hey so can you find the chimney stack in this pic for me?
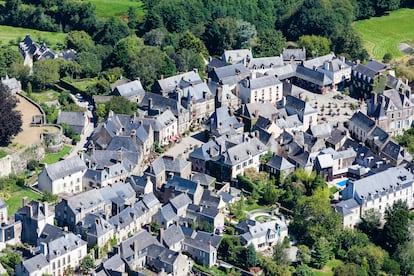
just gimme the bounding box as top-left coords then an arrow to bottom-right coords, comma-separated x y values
22,196 -> 28,207
134,239 -> 139,261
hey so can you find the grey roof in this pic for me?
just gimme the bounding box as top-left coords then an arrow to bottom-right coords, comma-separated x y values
140,92 -> 188,118
285,95 -> 317,116
57,111 -> 86,128
349,166 -> 413,200
381,140 -> 404,162
310,124 -> 332,138
149,156 -> 190,176
21,254 -> 49,273
39,224 -> 65,244
327,128 -> 347,146
282,48 -> 306,61
183,231 -> 222,252
386,74 -> 411,92
80,213 -> 114,237
119,230 -> 160,260
208,58 -> 227,69
248,56 -> 284,69
295,65 -> 333,87
207,106 -> 244,136
159,203 -> 178,222
142,193 -> 160,209
200,190 -> 221,209
191,173 -> 216,187
335,198 -> 360,216
303,53 -> 335,69
44,156 -> 87,181
349,111 -> 376,133
0,198 -> 6,209
48,232 -> 87,260
182,82 -> 213,103
145,244 -> 181,266
353,64 -> 377,79
223,137 -> 268,166
239,102 -> 279,119
169,192 -> 192,210
222,49 -> 252,64
212,64 -> 250,81
103,254 -> 124,271
157,70 -> 202,93
365,60 -> 387,72
267,155 -> 295,171
162,224 -> 184,247
114,80 -> 145,98
239,219 -> 287,242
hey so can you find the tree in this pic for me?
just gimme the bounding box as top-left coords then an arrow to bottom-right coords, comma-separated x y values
65,30 -> 94,52
262,178 -> 281,205
80,255 -> 94,273
358,208 -> 381,240
254,29 -> 286,57
382,199 -> 410,253
295,264 -> 315,276
95,17 -> 130,45
42,190 -> 58,203
296,245 -> 312,265
8,62 -> 30,86
32,59 -> 60,89
105,96 -> 136,116
273,242 -> 290,265
347,244 -> 385,276
95,103 -> 106,120
26,82 -> 32,97
111,36 -> 143,69
383,52 -> 392,63
311,238 -> 330,269
77,52 -> 101,78
395,240 -> 414,275
242,244 -> 257,268
0,84 -> 22,144
0,248 -> 22,275
298,35 -> 331,58
127,6 -> 139,29
178,31 -> 208,58
333,263 -> 366,276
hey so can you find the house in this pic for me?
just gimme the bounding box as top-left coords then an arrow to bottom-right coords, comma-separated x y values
1,75 -> 21,93
177,82 -> 215,124
113,79 -> 145,102
155,203 -> 179,229
0,198 -> 7,225
109,193 -> 160,242
282,48 -> 306,64
165,176 -> 203,205
38,155 -> 87,195
337,166 -> 414,228
17,229 -> 88,276
57,111 -> 89,135
265,155 -> 295,179
236,218 -> 288,251
117,230 -> 190,275
142,109 -> 178,146
154,69 -> 202,96
237,75 -> 283,105
314,147 -> 356,181
236,102 -> 279,131
55,183 -> 135,231
159,223 -> 185,251
182,229 -> 222,267
280,95 -> 318,131
208,64 -> 250,89
215,85 -> 240,109
367,89 -> 414,136
351,60 -> 390,98
0,198 -> 21,250
140,92 -> 190,133
348,111 -> 376,143
126,175 -> 154,195
205,106 -> 244,137
207,57 -> 227,73
15,198 -> 54,246
221,49 -> 252,65
170,193 -> 192,217
191,173 -> 216,189
186,204 -> 225,233
247,56 -> 284,75
76,213 -> 114,249
189,134 -> 268,181
145,155 -> 192,189
316,57 -> 352,88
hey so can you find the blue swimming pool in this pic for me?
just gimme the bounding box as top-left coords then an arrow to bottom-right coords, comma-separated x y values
336,179 -> 348,187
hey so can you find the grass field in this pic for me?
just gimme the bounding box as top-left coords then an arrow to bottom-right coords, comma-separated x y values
312,259 -> 343,276
30,90 -> 61,103
5,188 -> 42,216
354,8 -> 414,60
42,145 -> 72,164
0,25 -> 66,49
86,0 -> 145,18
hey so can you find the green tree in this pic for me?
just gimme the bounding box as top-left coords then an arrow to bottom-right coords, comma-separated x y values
395,240 -> 414,275
231,195 -> 247,221
273,242 -> 290,265
94,17 -> 130,45
77,52 -> 101,78
26,81 -> 32,97
382,199 -> 410,253
382,52 -> 392,63
178,30 -> 208,58
95,103 -> 106,119
262,178 -> 281,205
105,96 -> 136,115
32,59 -> 60,89
127,6 -> 139,30
358,208 -> 381,240
333,263 -> 366,276
243,244 -> 257,268
298,35 -> 331,58
80,255 -> 95,273
254,29 -> 286,57
311,238 -> 330,269
42,190 -> 58,203
295,264 -> 315,276
111,36 -> 143,69
65,30 -> 94,52
296,245 -> 312,265
348,244 -> 385,276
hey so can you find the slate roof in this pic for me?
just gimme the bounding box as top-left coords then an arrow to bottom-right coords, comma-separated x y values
365,60 -> 387,72
191,172 -> 216,187
349,111 -> 376,133
239,219 -> 287,243
158,203 -> 178,223
21,254 -> 49,273
316,154 -> 334,169
381,140 -> 406,162
302,53 -> 335,70
149,156 -> 190,176
39,224 -> 65,244
267,155 -> 295,171
57,111 -> 86,134
140,92 -> 188,118
182,82 -> 213,102
208,58 -> 227,69
285,95 -> 317,116
222,49 -> 252,64
80,213 -> 114,237
335,198 -> 360,216
353,64 -> 377,79
199,190 -> 221,209
206,106 -> 243,136
142,193 -> 160,209
183,231 -> 222,252
223,137 -> 268,166
238,102 -> 279,119
103,254 -> 124,271
212,64 -> 250,81
327,128 -> 347,146
295,65 -> 333,87
47,232 -> 87,260
44,156 -> 87,181
248,56 -> 284,69
157,71 -> 202,93
169,192 -> 192,210
282,48 -> 306,61
114,80 -> 145,98
119,230 -> 160,261
162,224 -> 184,248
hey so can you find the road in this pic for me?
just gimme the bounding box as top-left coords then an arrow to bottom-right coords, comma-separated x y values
67,94 -> 95,158
162,130 -> 206,159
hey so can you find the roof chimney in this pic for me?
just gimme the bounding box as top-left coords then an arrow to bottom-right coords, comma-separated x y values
134,239 -> 139,260
22,196 -> 28,207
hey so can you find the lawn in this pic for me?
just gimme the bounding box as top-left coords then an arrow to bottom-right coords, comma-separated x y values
312,259 -> 343,276
30,90 -> 61,103
86,0 -> 145,18
353,8 -> 414,60
42,145 -> 72,164
5,188 -> 42,216
0,149 -> 7,159
0,25 -> 66,49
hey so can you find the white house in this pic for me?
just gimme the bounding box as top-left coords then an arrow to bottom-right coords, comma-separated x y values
336,166 -> 414,228
38,156 -> 87,195
238,75 -> 283,104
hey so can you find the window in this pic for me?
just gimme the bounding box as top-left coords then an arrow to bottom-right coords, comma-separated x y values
236,165 -> 241,170
249,159 -> 253,164
243,162 -> 247,167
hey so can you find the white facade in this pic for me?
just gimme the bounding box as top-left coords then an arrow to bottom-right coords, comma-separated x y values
48,246 -> 88,276
39,169 -> 85,195
238,76 -> 283,105
231,152 -> 264,179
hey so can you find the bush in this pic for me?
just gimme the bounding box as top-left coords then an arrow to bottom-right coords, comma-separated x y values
27,160 -> 40,171
383,52 -> 392,63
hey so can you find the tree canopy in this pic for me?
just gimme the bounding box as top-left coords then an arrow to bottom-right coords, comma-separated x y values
0,83 -> 22,144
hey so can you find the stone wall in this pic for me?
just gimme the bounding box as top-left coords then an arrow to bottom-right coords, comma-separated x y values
0,145 -> 45,176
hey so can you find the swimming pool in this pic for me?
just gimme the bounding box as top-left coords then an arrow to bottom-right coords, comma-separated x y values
336,178 -> 348,187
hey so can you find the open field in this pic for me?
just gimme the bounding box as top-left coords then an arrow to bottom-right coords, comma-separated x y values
86,0 -> 145,18
312,259 -> 343,276
30,90 -> 61,103
12,94 -> 60,147
0,25 -> 66,49
354,8 -> 414,60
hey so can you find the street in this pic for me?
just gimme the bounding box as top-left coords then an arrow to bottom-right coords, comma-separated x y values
162,130 -> 207,160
